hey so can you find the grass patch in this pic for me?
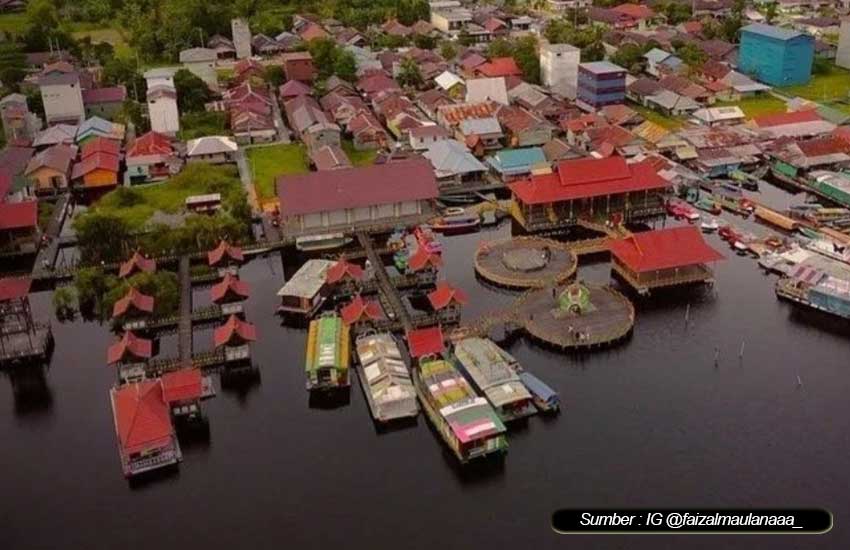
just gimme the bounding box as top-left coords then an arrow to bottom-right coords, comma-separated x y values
630,104 -> 683,130
71,26 -> 135,58
179,111 -> 228,141
246,144 -> 309,199
342,140 -> 377,167
85,164 -> 243,231
0,12 -> 26,36
782,66 -> 850,103
716,95 -> 787,118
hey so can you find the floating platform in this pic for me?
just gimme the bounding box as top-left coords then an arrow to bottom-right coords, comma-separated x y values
521,283 -> 634,350
0,325 -> 54,366
474,237 -> 577,289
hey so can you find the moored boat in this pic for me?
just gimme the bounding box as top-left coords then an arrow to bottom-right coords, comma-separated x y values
453,337 -> 536,422
414,226 -> 442,254
517,371 -> 560,413
305,315 -> 350,391
695,196 -> 722,215
700,217 -> 720,232
429,213 -> 481,234
413,357 -> 508,463
295,233 -> 353,252
776,265 -> 850,320
355,333 -> 418,423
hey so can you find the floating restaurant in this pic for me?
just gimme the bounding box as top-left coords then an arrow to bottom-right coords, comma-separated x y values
354,333 -> 418,423
508,156 -> 669,232
305,314 -> 350,391
453,337 -> 536,422
609,226 -> 725,294
277,259 -> 334,317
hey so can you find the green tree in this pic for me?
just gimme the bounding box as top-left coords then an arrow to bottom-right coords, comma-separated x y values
611,43 -> 645,74
52,286 -> 78,320
102,55 -> 146,100
413,33 -> 437,50
0,43 -> 26,92
676,42 -> 708,69
397,57 -> 423,88
74,211 -> 134,263
333,49 -> 357,82
174,69 -> 213,113
397,0 -> 429,26
440,41 -> 457,61
23,0 -> 75,52
265,65 -> 286,88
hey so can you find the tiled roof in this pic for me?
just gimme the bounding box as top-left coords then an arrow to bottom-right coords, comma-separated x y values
208,240 -> 244,266
610,226 -> 724,272
107,331 -> 153,364
82,86 -> 126,105
427,281 -> 469,310
340,295 -> 384,325
112,287 -> 155,318
110,380 -> 173,455
405,326 -> 445,358
475,57 -> 522,78
0,277 -> 32,302
210,273 -> 251,303
161,368 -> 204,403
119,252 -> 156,278
214,315 -> 258,347
0,201 -> 37,230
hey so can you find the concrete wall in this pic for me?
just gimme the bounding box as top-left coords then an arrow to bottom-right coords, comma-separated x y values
540,42 -> 580,99
739,30 -> 814,86
41,83 -> 84,125
837,19 -> 850,70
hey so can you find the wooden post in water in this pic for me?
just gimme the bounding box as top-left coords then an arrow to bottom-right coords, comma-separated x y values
684,303 -> 690,327
714,346 -> 719,366
739,340 -> 745,359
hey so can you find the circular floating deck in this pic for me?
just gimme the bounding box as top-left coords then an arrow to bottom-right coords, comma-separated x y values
519,283 -> 634,350
474,237 -> 578,289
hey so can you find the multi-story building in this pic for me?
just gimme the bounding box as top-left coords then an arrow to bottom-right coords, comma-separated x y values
39,71 -> 85,125
576,61 -> 626,110
231,18 -> 252,60
738,23 -> 814,86
540,41 -> 580,99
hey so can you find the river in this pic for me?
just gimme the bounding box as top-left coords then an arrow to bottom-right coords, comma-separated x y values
3,183 -> 850,550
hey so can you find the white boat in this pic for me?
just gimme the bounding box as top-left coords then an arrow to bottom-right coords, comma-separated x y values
700,218 -> 719,232
354,333 -> 419,423
295,233 -> 353,252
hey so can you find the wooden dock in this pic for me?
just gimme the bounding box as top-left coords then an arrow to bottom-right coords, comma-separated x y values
356,231 -> 414,331
474,237 -> 577,289
178,256 -> 192,368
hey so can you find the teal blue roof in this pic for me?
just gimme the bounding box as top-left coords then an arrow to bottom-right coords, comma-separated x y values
742,23 -> 809,42
488,147 -> 545,170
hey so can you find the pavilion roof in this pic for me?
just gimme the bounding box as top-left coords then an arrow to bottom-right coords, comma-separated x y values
119,251 -> 156,278
161,368 -> 203,403
107,331 -> 153,364
213,315 -> 257,347
406,325 -> 445,359
112,287 -> 155,318
609,226 -> 724,272
210,273 -> 251,303
427,281 -> 469,310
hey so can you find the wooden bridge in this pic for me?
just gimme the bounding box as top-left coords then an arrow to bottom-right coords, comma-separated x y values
355,231 -> 416,332
178,256 -> 192,368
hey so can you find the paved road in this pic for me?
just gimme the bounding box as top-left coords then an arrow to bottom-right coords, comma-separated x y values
271,99 -> 291,144
234,149 -> 261,216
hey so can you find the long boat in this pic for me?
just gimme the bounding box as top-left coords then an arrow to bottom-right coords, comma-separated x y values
518,371 -> 560,413
776,267 -> 850,320
305,315 -> 350,391
413,357 -> 508,463
453,337 -> 536,422
354,333 -> 418,423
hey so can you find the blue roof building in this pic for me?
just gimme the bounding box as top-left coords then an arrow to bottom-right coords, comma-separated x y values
485,147 -> 547,182
738,24 -> 814,87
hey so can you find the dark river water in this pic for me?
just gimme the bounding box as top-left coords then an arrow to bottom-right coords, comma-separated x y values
3,182 -> 850,550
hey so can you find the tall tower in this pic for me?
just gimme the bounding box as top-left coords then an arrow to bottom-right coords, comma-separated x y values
540,40 -> 581,100
232,18 -> 252,60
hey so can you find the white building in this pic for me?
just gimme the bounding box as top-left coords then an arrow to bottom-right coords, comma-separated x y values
143,67 -> 178,90
837,18 -> 850,70
430,8 -> 472,35
39,72 -> 85,126
540,41 -> 580,100
179,48 -> 219,92
147,85 -> 180,136
232,18 -> 252,60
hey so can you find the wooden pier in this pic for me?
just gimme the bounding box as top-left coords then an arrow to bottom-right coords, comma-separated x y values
474,237 -> 577,289
356,232 -> 415,331
178,256 -> 192,367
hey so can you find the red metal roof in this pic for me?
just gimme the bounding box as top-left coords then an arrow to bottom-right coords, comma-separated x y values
82,86 -> 126,104
752,109 -> 822,128
609,226 -> 725,272
476,57 -> 522,78
210,273 -> 251,304
0,277 -> 32,302
510,157 -> 669,205
277,159 -> 438,217
279,79 -> 312,98
406,326 -> 445,359
71,151 -> 120,180
0,201 -> 37,230
340,295 -> 384,325
112,287 -> 155,318
427,281 -> 469,310
111,380 -> 174,456
214,315 -> 257,347
81,137 -> 121,159
207,240 -> 244,266
611,3 -> 654,19
127,132 -> 173,157
325,260 -> 364,284
161,368 -> 203,403
797,136 -> 849,157
107,331 -> 153,364
408,247 -> 443,272
119,251 -> 156,278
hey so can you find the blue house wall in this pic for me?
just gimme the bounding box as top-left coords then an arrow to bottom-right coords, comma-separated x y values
738,25 -> 814,87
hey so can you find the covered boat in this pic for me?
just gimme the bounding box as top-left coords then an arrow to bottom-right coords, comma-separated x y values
413,357 -> 508,463
518,371 -> 559,413
355,333 -> 419,423
453,337 -> 536,422
305,315 -> 350,391
277,259 -> 334,317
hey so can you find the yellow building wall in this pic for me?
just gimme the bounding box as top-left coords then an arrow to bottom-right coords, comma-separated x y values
29,167 -> 66,190
84,169 -> 118,188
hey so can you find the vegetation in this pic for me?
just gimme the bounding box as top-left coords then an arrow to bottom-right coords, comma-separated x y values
246,144 -> 309,199
73,164 -> 251,263
487,36 -> 541,84
544,19 -> 604,63
308,37 -> 357,82
52,286 -> 78,320
630,104 -> 683,130
715,96 -> 785,118
179,111 -> 228,141
342,140 -> 377,167
782,66 -> 850,103
397,57 -> 423,89
73,266 -> 179,322
174,69 -> 214,113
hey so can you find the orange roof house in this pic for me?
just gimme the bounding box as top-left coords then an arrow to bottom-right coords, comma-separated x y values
161,368 -> 204,404
427,281 -> 469,310
475,57 -> 523,78
325,259 -> 364,284
408,248 -> 443,272
112,287 -> 155,319
110,380 -> 179,476
207,240 -> 244,267
214,315 -> 257,347
119,251 -> 156,278
210,273 -> 251,304
340,295 -> 384,325
107,331 -> 154,364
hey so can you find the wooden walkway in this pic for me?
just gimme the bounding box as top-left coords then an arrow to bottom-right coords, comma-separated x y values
178,256 -> 192,368
356,231 -> 414,331
474,237 -> 577,289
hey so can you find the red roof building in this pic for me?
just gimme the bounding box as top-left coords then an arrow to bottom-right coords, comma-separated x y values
609,226 -> 724,293
406,325 -> 445,359
81,137 -> 121,159
509,157 -> 670,231
214,315 -> 257,348
110,380 -> 178,476
161,368 -> 203,404
611,4 -> 655,20
127,132 -> 173,157
112,287 -> 155,319
280,51 -> 316,83
0,201 -> 38,231
207,240 -> 244,267
408,247 -> 443,272
340,295 -> 384,325
119,251 -> 156,278
752,109 -> 822,128
325,259 -> 364,284
210,273 -> 251,304
279,79 -> 312,100
427,281 -> 469,311
107,331 -> 154,364
475,57 -> 523,78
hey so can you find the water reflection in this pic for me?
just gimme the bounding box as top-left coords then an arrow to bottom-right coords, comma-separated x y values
308,387 -> 351,410
219,364 -> 262,405
2,363 -> 54,417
